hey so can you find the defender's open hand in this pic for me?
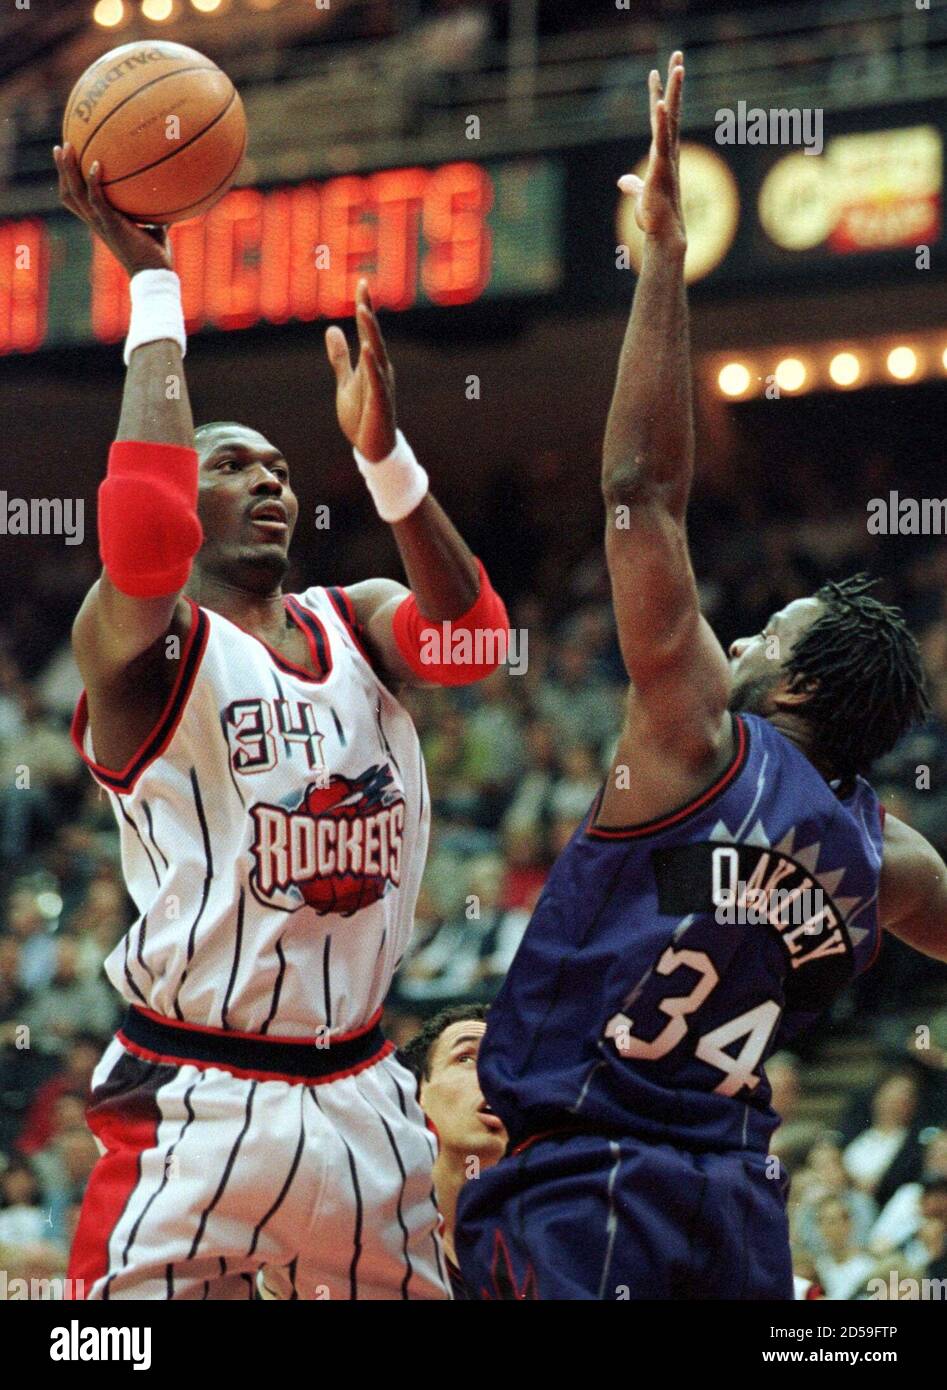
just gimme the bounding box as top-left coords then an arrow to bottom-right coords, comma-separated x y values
619,51 -> 686,251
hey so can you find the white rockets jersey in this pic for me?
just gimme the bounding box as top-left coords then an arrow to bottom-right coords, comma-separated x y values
71,586 -> 430,1039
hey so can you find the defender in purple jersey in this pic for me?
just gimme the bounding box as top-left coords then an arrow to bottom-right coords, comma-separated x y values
455,52 -> 947,1301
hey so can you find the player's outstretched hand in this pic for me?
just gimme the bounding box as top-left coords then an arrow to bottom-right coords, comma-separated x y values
619,50 -> 686,251
325,279 -> 397,463
53,142 -> 173,277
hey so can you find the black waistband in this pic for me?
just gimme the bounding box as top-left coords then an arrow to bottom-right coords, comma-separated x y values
119,1006 -> 390,1083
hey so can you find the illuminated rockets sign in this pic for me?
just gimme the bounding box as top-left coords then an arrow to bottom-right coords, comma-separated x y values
3,123 -> 942,355
0,158 -> 562,355
0,220 -> 48,354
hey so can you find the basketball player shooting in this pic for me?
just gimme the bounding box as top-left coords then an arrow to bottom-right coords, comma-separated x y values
52,143 -> 508,1300
454,53 -> 947,1300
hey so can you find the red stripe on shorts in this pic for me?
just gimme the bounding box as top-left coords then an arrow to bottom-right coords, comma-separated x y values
66,1102 -> 161,1297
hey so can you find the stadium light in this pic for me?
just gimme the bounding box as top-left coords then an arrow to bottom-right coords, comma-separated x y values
191,0 -> 223,10
887,346 -> 918,381
774,357 -> 807,393
941,345 -> 947,373
718,362 -> 752,398
828,352 -> 861,388
93,0 -> 125,25
141,0 -> 174,20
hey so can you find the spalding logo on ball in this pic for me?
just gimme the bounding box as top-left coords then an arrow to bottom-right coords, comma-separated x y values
63,40 -> 246,223
249,766 -> 407,916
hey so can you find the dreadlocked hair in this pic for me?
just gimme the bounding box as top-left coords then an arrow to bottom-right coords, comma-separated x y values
784,574 -> 930,781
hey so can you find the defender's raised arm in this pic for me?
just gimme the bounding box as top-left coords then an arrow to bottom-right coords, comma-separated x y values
601,54 -> 730,760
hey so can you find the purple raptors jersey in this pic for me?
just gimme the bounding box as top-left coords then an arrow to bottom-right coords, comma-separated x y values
478,714 -> 884,1155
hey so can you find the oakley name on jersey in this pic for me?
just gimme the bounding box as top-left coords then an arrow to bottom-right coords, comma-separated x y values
477,714 -> 883,1154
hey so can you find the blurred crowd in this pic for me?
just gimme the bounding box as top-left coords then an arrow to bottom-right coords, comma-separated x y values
2,411 -> 947,1295
772,1058 -> 947,1299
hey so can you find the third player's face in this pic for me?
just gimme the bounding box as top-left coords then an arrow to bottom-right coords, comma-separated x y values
197,426 -> 299,581
420,1021 -> 507,1164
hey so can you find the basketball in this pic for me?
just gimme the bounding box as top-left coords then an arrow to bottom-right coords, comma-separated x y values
62,41 -> 246,224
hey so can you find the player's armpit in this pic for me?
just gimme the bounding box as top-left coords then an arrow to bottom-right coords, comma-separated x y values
603,493 -> 731,759
879,813 -> 947,962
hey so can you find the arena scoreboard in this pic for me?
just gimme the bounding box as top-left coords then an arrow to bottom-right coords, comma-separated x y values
1,102 -> 944,357
0,156 -> 565,355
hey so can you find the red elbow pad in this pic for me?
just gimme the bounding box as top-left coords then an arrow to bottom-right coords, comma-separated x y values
99,440 -> 203,598
392,559 -> 510,686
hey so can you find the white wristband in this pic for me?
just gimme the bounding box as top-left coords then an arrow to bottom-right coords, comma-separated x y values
354,430 -> 429,523
123,268 -> 187,366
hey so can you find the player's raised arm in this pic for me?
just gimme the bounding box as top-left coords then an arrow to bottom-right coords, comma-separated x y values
325,280 -> 508,688
56,144 -> 201,686
602,53 -> 730,759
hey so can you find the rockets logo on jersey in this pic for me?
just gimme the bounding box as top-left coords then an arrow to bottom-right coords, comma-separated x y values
250,764 -> 405,915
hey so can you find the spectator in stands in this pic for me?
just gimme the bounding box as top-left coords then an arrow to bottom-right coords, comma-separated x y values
768,1052 -> 801,1121
905,1180 -> 947,1274
907,1003 -> 947,1125
0,937 -> 28,1027
499,825 -> 547,912
21,938 -> 117,1049
794,1137 -> 877,1256
4,883 -> 57,995
870,1129 -> 947,1255
423,704 -> 484,823
34,638 -> 83,723
30,1101 -> 98,1246
15,1032 -> 100,1157
395,854 -> 528,1010
42,822 -> 107,923
829,21 -> 897,99
843,1071 -> 923,1208
856,1181 -> 947,1298
463,669 -> 527,826
813,1195 -> 876,1300
416,1 -> 491,73
535,641 -> 620,755
0,689 -> 77,860
500,718 -> 559,853
549,743 -> 602,823
0,650 -> 24,742
69,873 -> 128,980
0,1154 -> 47,1250
922,1187 -> 947,1286
0,994 -> 62,1152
